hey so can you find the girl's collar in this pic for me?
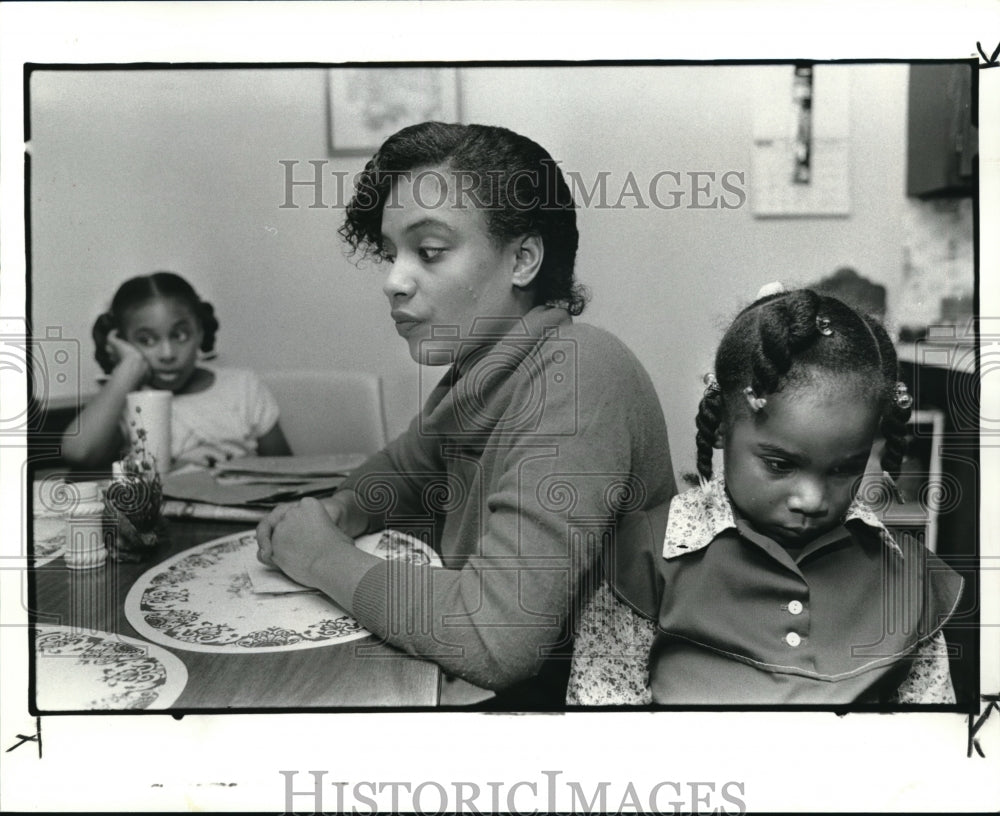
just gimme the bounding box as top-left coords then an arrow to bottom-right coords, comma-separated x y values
663,474 -> 902,560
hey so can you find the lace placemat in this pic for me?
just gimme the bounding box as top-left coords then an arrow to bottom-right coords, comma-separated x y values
34,625 -> 189,711
33,519 -> 66,566
124,529 -> 440,654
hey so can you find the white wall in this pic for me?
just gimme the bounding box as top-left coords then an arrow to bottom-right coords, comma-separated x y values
30,64 -> 911,478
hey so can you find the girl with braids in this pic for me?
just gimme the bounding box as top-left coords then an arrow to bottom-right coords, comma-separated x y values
568,283 -> 963,705
62,272 -> 290,470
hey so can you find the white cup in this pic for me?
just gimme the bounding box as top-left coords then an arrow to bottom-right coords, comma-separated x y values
124,390 -> 172,473
64,516 -> 108,569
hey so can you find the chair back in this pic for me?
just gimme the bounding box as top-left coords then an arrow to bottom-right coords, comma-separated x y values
260,369 -> 388,456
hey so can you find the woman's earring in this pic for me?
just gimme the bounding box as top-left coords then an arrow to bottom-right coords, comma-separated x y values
816,316 -> 833,336
743,386 -> 767,412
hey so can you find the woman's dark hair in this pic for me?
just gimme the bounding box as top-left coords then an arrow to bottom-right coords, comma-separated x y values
695,288 -> 911,484
339,121 -> 587,316
92,272 -> 219,374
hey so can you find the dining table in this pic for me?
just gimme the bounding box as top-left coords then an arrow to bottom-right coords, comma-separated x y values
30,513 -> 444,712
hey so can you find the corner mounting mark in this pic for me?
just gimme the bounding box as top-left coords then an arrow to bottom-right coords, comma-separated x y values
5,718 -> 42,759
967,694 -> 1000,758
976,41 -> 1000,66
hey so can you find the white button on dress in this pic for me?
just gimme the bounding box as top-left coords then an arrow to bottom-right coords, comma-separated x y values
788,600 -> 804,615
785,632 -> 801,647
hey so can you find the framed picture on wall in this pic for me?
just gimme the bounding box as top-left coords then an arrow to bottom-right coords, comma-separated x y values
327,67 -> 461,155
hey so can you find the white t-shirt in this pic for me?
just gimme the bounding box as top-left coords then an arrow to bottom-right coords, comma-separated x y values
168,367 -> 280,467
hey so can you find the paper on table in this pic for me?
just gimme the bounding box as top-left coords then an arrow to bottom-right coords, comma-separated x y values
214,453 -> 369,478
161,469 -> 344,506
214,474 -> 333,486
244,553 -> 316,594
162,500 -> 270,522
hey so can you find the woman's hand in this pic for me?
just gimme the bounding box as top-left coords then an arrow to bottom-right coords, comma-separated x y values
319,489 -> 368,538
256,491 -> 360,560
106,329 -> 150,388
256,497 -> 355,588
255,501 -> 294,564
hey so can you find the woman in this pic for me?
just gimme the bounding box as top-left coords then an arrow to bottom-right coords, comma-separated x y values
257,122 -> 675,707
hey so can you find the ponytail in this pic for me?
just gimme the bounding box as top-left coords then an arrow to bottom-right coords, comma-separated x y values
92,312 -> 117,374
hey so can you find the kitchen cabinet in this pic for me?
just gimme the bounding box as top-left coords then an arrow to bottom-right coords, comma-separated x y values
906,63 -> 977,198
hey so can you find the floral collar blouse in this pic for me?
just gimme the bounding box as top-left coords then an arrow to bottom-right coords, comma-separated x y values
568,475 -> 964,706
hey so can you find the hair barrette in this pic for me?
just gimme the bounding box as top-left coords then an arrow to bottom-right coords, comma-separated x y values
894,382 -> 913,410
816,316 -> 833,336
698,472 -> 714,497
755,281 -> 786,300
743,386 -> 767,412
702,372 -> 720,394
882,470 -> 906,505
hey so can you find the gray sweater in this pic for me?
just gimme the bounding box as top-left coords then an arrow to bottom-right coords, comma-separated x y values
342,306 -> 676,695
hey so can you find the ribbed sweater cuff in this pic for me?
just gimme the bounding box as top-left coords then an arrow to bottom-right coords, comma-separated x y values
351,561 -> 390,633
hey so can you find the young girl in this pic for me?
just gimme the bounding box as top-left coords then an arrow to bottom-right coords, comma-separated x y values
568,284 -> 963,705
62,272 -> 290,470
